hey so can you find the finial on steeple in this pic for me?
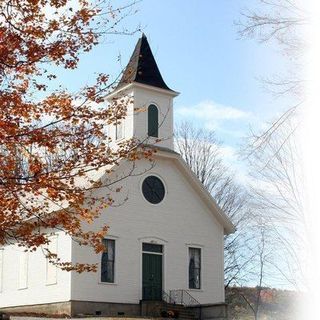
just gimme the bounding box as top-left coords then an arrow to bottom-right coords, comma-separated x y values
116,34 -> 174,92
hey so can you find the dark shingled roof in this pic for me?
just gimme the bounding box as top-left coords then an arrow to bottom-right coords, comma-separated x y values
116,34 -> 174,92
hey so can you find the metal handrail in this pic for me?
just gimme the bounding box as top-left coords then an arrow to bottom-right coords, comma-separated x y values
169,289 -> 201,306
169,289 -> 202,320
162,290 -> 176,304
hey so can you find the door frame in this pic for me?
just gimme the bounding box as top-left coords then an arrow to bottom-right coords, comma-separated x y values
138,237 -> 167,301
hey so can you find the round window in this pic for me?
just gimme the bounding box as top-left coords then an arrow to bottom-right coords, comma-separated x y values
142,176 -> 165,204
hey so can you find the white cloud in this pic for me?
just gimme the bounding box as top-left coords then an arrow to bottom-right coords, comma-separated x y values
175,100 -> 253,132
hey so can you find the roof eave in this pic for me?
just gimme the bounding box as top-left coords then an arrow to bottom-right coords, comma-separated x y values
107,82 -> 180,100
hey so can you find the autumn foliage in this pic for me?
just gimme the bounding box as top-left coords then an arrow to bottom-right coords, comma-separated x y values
0,0 -> 148,272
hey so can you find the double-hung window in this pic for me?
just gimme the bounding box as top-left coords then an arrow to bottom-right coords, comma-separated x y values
189,247 -> 201,289
101,239 -> 115,283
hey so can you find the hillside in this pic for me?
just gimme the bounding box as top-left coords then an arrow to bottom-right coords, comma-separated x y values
225,286 -> 301,320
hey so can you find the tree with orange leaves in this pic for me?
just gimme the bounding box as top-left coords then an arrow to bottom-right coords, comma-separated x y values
0,0 -> 150,272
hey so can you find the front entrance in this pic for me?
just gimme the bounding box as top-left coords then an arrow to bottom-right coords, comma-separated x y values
142,243 -> 163,300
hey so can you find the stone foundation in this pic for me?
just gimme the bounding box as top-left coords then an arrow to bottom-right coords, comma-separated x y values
0,301 -> 141,318
1,301 -> 228,319
71,301 -> 141,317
140,300 -> 165,317
0,301 -> 71,316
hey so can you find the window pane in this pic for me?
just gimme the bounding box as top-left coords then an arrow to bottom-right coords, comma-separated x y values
101,239 -> 115,283
148,105 -> 158,137
142,243 -> 163,253
116,121 -> 123,140
189,247 -> 201,289
190,248 -> 201,268
101,261 -> 114,283
193,268 -> 201,289
107,240 -> 115,259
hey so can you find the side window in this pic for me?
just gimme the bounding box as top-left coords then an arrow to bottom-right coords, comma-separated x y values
148,104 -> 159,137
19,251 -> 28,289
101,239 -> 115,283
189,247 -> 201,289
115,120 -> 124,140
46,235 -> 58,285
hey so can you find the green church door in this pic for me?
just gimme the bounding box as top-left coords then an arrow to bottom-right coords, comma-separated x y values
142,244 -> 163,300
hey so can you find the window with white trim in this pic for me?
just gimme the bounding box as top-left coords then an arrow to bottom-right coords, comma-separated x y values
115,120 -> 124,140
101,239 -> 115,283
148,104 -> 159,137
18,251 -> 28,289
46,235 -> 58,285
189,247 -> 201,289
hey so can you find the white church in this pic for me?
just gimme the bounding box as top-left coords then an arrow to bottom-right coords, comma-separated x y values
0,35 -> 234,319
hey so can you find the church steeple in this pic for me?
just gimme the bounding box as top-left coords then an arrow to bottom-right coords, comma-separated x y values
108,34 -> 179,151
117,34 -> 174,92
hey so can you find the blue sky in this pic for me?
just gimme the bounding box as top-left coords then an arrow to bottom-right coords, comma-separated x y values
55,0 -> 292,180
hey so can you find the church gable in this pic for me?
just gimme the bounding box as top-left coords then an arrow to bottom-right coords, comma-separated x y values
93,149 -> 234,236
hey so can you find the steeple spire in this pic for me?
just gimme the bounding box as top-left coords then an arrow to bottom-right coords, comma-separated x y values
117,34 -> 174,92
